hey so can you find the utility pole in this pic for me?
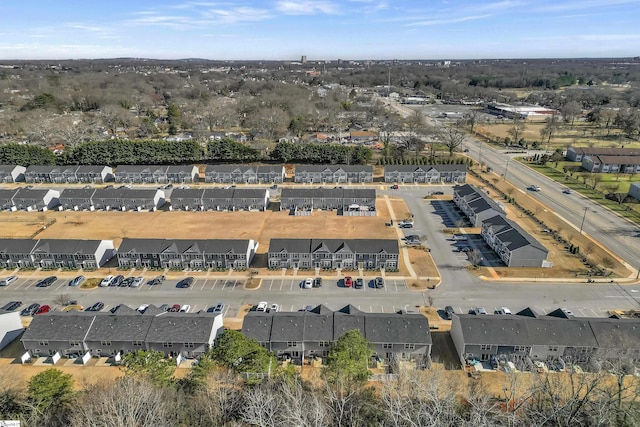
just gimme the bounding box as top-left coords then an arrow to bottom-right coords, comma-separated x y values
504,159 -> 510,181
579,207 -> 588,234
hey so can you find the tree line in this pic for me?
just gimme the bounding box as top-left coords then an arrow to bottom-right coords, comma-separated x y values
0,139 -> 373,166
2,329 -> 638,426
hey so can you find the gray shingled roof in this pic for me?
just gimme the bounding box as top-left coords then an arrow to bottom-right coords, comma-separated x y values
0,239 -> 39,255
269,238 -> 310,254
13,188 -> 53,198
33,239 -> 103,255
364,312 -> 431,345
202,188 -> 234,199
303,307 -> 334,341
0,188 -> 19,201
75,165 -> 110,174
241,313 -> 273,342
85,314 -> 154,341
170,188 -> 205,199
0,165 -> 20,173
22,313 -> 95,341
269,313 -> 306,342
145,313 -> 217,343
588,317 -> 640,349
232,188 -> 267,199
59,188 -> 97,199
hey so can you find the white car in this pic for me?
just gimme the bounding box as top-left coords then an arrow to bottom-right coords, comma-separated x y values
270,303 -> 279,313
303,278 -> 313,289
0,276 -> 18,286
179,304 -> 191,313
137,304 -> 149,313
498,307 -> 512,315
528,185 -> 541,192
100,275 -> 114,287
131,276 -> 144,288
256,301 -> 268,312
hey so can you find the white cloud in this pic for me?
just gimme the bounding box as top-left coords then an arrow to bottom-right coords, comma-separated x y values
407,14 -> 491,27
276,1 -> 339,15
126,5 -> 271,28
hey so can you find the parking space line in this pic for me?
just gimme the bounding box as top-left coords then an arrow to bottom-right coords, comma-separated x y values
54,280 -> 68,291
199,280 -> 207,291
208,279 -> 217,290
13,279 -> 30,290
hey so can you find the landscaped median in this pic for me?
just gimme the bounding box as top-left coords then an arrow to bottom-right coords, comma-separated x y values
79,278 -> 100,290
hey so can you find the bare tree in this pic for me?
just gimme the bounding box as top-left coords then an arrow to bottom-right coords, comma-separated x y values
507,114 -> 526,145
59,119 -> 92,148
539,114 -> 561,150
70,377 -> 178,427
439,125 -> 465,156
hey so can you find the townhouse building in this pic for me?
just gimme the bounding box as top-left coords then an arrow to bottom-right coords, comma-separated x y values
280,188 -> 376,214
384,164 -> 467,183
0,238 -> 116,269
24,165 -> 113,183
294,165 -> 373,183
0,165 -> 26,182
481,214 -> 549,267
204,165 -> 285,184
268,238 -> 399,270
242,304 -> 431,368
114,165 -> 198,183
117,238 -> 258,270
453,184 -> 504,227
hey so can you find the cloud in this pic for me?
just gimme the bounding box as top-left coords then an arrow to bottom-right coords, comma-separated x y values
276,1 -> 339,15
534,0 -> 640,13
407,14 -> 491,27
126,5 -> 271,28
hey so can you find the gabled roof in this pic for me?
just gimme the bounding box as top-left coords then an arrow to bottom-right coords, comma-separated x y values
32,239 -> 104,255
13,188 -> 55,199
25,165 -> 57,174
59,188 -> 97,199
145,312 -> 218,343
270,239 -> 398,256
268,238 -> 310,254
0,239 -> 39,255
0,188 -> 19,200
241,313 -> 273,342
271,313 -> 305,342
232,188 -> 267,199
75,165 -> 111,174
205,164 -> 256,174
170,188 -> 205,199
364,312 -> 431,344
588,317 -> 640,350
0,165 -> 22,173
165,165 -> 197,174
201,188 -> 234,199
118,238 -> 251,256
85,314 -> 153,341
22,312 -> 95,341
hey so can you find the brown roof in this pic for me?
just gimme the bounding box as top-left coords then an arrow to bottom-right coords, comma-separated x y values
595,155 -> 640,165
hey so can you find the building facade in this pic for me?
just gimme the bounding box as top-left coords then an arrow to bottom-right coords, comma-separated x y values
294,165 -> 373,183
0,238 -> 116,269
384,164 -> 467,183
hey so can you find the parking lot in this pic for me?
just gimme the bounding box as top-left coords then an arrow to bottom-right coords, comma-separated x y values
260,277 -> 407,292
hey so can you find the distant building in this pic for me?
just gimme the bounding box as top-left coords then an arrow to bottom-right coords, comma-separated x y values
0,165 -> 26,182
384,165 -> 467,183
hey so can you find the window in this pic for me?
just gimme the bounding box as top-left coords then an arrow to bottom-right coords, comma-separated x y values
480,344 -> 492,351
101,340 -> 111,346
404,343 -> 415,350
133,341 -> 143,346
514,345 -> 528,352
548,345 -> 559,352
162,342 -> 173,348
319,341 -> 330,347
184,343 -> 195,348
69,340 -> 80,346
286,342 -> 298,347
39,340 -> 49,346
383,343 -> 393,349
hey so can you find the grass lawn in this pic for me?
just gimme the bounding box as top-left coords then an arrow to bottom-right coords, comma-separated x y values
523,160 -> 640,225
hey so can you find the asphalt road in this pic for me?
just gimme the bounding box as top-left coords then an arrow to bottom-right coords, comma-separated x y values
462,136 -> 640,274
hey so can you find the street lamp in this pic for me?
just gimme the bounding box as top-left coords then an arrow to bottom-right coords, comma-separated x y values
579,207 -> 588,234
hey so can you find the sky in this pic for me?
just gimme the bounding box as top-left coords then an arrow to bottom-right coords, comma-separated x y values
0,0 -> 639,60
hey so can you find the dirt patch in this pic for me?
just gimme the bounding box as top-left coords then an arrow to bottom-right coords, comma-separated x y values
406,246 -> 438,279
245,278 -> 261,289
80,278 -> 100,289
0,216 -> 50,238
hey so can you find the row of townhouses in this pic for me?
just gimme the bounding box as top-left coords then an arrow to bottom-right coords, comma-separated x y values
0,163 -> 467,184
451,309 -> 640,369
169,188 -> 269,211
453,185 -> 549,267
0,239 -> 116,269
0,188 -> 60,211
268,238 -> 399,270
384,164 -> 467,183
565,147 -> 640,174
117,238 -> 259,270
59,188 -> 166,211
280,188 -> 376,214
21,309 -> 223,359
242,305 -> 432,368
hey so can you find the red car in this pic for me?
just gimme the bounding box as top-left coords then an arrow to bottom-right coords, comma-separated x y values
391,184 -> 399,190
35,304 -> 50,315
169,304 -> 181,312
344,276 -> 353,287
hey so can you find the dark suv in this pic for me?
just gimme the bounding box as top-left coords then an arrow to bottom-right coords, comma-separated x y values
147,275 -> 166,286
176,277 -> 194,288
374,277 -> 385,289
3,301 -> 22,311
444,306 -> 455,320
36,276 -> 57,287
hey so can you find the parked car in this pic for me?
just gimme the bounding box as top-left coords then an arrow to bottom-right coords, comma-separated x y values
147,275 -> 166,286
391,184 -> 399,190
497,307 -> 512,315
68,275 -> 85,287
0,276 -> 18,286
212,303 -> 225,313
176,277 -> 194,288
375,277 -> 385,288
120,277 -> 134,287
433,191 -> 444,195
36,276 -> 57,287
35,304 -> 50,315
137,304 -> 149,313
21,303 -> 40,316
444,305 -> 455,320
303,277 -> 313,289
561,308 -> 575,317
256,301 -> 268,312
2,301 -> 21,311
169,304 -> 181,312
110,275 -> 124,287
100,275 -> 114,287
87,302 -> 104,312
355,278 -> 364,289
451,234 -> 468,241
313,277 -> 323,288
344,276 -> 353,288
131,276 -> 144,288
475,307 -> 488,315
270,303 -> 279,313
399,223 -> 413,229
